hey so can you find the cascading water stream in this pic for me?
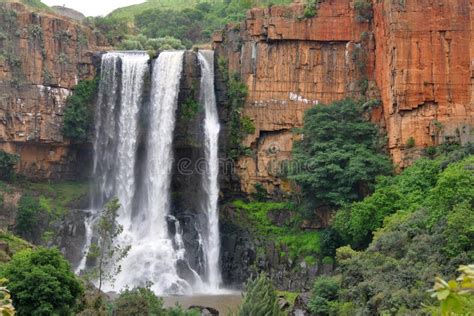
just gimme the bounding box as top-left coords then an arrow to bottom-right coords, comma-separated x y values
76,52 -> 149,273
111,51 -> 193,295
198,50 -> 222,291
78,50 -> 225,295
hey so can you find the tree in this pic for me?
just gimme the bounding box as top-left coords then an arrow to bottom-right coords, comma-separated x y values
114,284 -> 165,316
0,247 -> 83,315
429,264 -> 474,315
236,273 -> 284,316
308,276 -> 340,315
86,198 -> 130,292
0,150 -> 19,181
289,98 -> 392,212
63,77 -> 98,142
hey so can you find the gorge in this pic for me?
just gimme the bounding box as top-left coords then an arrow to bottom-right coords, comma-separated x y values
0,0 -> 473,315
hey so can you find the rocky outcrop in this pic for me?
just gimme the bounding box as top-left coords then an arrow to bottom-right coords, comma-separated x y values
219,203 -> 332,291
373,0 -> 474,166
213,0 -> 371,194
0,2 -> 107,179
214,0 -> 474,194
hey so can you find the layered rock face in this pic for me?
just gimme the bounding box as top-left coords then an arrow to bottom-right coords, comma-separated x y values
214,0 -> 474,194
214,1 -> 371,194
0,2 -> 106,179
373,0 -> 474,166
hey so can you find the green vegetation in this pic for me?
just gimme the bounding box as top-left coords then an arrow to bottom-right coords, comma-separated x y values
429,264 -> 474,315
114,285 -> 165,315
0,278 -> 15,315
63,77 -> 99,142
354,0 -> 373,22
406,136 -> 416,148
308,276 -> 340,315
0,247 -> 83,315
117,34 -> 185,52
0,151 -> 19,181
14,181 -> 88,242
99,0 -> 291,48
0,230 -> 31,263
233,200 -> 320,262
310,149 -> 474,315
181,96 -> 202,121
237,273 -> 284,316
218,58 -> 254,159
86,198 -> 131,292
304,0 -> 320,18
289,98 -> 392,213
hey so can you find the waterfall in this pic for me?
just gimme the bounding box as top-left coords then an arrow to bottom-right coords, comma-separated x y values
77,52 -> 149,273
111,51 -> 194,295
198,50 -> 222,290
78,50 -> 225,295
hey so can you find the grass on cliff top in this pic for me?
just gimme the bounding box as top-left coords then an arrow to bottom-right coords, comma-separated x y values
0,0 -> 50,11
19,181 -> 89,217
232,200 -> 321,261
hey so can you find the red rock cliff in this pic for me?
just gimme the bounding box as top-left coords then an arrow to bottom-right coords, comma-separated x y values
0,2 -> 107,179
214,0 -> 474,194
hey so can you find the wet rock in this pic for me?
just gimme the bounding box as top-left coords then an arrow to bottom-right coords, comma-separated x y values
290,293 -> 312,316
189,305 -> 219,316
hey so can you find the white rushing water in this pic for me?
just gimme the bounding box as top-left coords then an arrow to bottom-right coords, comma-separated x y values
198,50 -> 222,291
77,52 -> 149,273
79,50 -> 225,295
111,51 -> 193,295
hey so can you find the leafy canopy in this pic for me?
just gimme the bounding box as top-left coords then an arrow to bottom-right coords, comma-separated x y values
63,77 -> 99,142
237,273 -> 284,316
289,98 -> 392,210
0,247 -> 83,316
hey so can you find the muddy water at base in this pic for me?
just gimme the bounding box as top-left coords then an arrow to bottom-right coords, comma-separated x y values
163,294 -> 242,315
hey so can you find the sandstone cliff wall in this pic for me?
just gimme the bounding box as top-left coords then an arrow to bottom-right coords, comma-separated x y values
214,0 -> 474,194
0,2 -> 107,179
214,0 -> 372,194
373,0 -> 474,166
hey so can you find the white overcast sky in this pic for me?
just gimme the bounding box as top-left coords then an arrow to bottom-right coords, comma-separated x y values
42,0 -> 146,17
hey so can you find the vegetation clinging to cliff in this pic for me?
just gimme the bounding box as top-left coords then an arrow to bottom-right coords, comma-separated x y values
63,77 -> 99,142
288,98 -> 392,213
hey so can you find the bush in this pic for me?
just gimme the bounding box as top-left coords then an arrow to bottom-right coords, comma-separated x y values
14,195 -> 47,241
0,151 -> 19,181
354,0 -> 373,22
289,98 -> 392,211
114,285 -> 165,315
405,137 -> 416,148
308,276 -> 340,315
63,77 -> 99,142
332,157 -> 441,248
237,273 -> 284,316
304,0 -> 320,18
0,247 -> 83,315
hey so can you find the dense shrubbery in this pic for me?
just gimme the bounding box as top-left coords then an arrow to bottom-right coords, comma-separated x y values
310,151 -> 474,315
114,285 -> 164,315
289,98 -> 392,213
117,34 -> 185,52
105,0 -> 292,48
0,247 -> 83,315
0,151 -> 19,181
14,194 -> 47,241
237,273 -> 284,316
63,77 -> 99,142
233,200 -> 321,262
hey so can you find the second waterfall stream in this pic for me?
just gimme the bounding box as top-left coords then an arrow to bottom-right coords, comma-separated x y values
77,50 -> 223,295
